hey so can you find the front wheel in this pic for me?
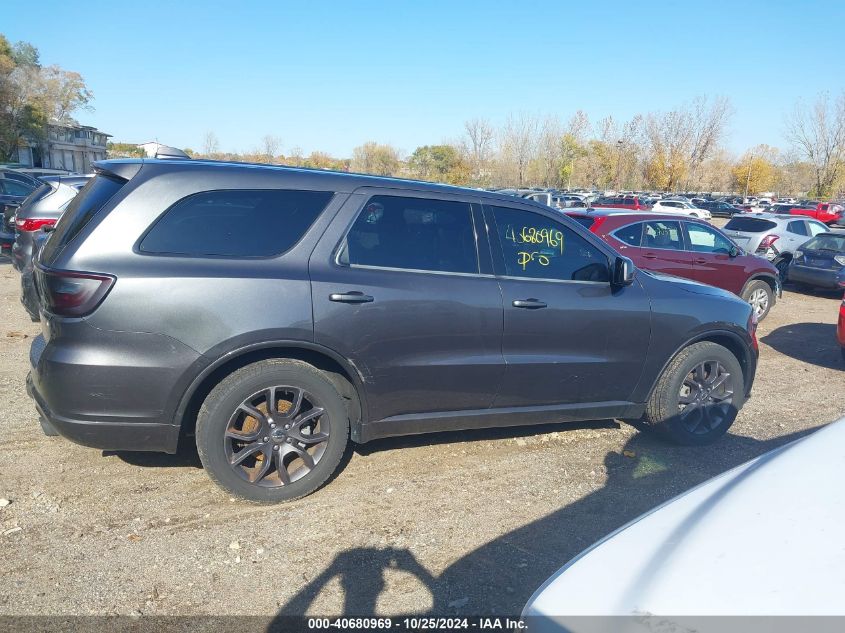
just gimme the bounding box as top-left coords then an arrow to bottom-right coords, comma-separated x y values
642,341 -> 745,446
742,279 -> 774,321
196,359 -> 349,503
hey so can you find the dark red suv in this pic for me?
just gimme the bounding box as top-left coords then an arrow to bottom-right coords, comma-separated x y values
568,210 -> 781,320
592,195 -> 651,210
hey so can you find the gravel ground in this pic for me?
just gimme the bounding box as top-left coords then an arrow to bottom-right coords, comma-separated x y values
0,252 -> 843,618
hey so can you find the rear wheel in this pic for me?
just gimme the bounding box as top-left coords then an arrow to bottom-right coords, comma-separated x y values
196,359 -> 348,503
742,279 -> 773,321
642,342 -> 745,446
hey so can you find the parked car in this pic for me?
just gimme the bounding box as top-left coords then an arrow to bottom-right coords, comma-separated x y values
523,418 -> 845,627
838,296 -> 845,362
790,201 -> 845,226
0,169 -> 41,257
10,175 -> 90,271
592,195 -> 651,210
28,159 -> 759,503
721,214 -> 829,279
568,210 -> 780,320
787,230 -> 845,290
553,194 -> 587,209
651,199 -> 712,220
697,200 -> 744,217
20,230 -> 48,321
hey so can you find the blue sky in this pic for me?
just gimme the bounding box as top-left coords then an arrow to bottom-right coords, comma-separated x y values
5,0 -> 843,157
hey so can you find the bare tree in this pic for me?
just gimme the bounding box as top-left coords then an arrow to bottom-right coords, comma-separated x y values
261,134 -> 282,161
535,115 -> 563,187
203,131 -> 220,156
463,118 -> 494,183
686,96 -> 732,189
500,113 -> 539,187
785,92 -> 845,196
350,142 -> 401,176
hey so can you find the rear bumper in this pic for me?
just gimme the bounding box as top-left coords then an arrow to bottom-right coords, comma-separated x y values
27,372 -> 181,452
788,265 -> 845,289
27,323 -> 204,453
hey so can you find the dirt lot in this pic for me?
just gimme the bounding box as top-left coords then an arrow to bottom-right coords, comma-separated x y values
1,252 -> 843,619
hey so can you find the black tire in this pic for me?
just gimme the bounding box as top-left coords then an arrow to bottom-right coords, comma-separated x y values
774,259 -> 789,283
742,279 -> 774,321
196,359 -> 349,503
642,341 -> 745,446
841,346 -> 845,363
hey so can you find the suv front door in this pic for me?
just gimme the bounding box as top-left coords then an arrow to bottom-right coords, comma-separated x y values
684,221 -> 748,295
310,189 -> 505,426
484,203 -> 651,408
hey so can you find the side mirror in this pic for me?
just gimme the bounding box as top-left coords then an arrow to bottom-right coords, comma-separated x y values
612,256 -> 636,287
729,245 -> 739,258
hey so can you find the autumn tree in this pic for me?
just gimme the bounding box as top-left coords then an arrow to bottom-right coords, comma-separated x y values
408,145 -> 469,184
732,152 -> 776,195
350,142 -> 401,176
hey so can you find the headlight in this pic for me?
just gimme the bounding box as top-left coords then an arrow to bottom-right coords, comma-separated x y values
835,255 -> 845,267
793,250 -> 803,260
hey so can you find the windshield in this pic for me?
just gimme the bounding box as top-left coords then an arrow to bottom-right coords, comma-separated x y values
802,234 -> 845,252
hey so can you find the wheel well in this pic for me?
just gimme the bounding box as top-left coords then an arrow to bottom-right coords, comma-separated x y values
743,274 -> 778,297
694,334 -> 749,384
178,347 -> 363,442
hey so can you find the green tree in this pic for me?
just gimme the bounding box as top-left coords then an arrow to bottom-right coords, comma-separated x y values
350,142 -> 401,176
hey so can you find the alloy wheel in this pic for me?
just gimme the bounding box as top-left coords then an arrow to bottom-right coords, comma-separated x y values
748,288 -> 769,318
677,360 -> 734,435
223,386 -> 329,487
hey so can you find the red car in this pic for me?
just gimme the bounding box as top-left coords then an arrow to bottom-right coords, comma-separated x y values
567,210 -> 781,320
592,195 -> 651,210
838,296 -> 845,362
790,202 -> 845,225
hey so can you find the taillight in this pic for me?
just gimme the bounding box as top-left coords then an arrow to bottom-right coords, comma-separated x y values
748,311 -> 759,353
757,235 -> 779,249
16,218 -> 57,232
35,266 -> 115,317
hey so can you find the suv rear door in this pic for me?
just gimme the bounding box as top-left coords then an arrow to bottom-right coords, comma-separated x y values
310,188 -> 505,425
483,202 -> 651,408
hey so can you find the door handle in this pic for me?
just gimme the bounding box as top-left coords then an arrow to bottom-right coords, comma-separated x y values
694,258 -> 707,264
642,253 -> 658,259
512,298 -> 547,309
329,291 -> 374,304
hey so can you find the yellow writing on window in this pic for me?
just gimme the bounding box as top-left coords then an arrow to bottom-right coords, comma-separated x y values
506,226 -> 564,253
517,251 -> 551,270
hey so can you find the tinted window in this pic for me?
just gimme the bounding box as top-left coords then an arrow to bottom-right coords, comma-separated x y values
569,216 -> 595,229
786,220 -> 808,236
40,175 -> 126,263
140,189 -> 332,257
685,223 -> 733,254
490,205 -> 609,282
613,222 -> 643,246
723,217 -> 778,232
802,234 -> 845,252
344,195 -> 478,274
1,179 -> 35,196
642,220 -> 683,250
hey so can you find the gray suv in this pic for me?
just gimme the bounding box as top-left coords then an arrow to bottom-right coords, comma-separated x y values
722,214 -> 830,279
28,159 -> 759,503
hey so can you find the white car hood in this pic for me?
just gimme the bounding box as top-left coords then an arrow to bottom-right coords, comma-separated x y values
524,418 -> 845,618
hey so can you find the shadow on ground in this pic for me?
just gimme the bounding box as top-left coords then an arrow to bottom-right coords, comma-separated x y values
269,425 -> 820,624
761,322 -> 843,370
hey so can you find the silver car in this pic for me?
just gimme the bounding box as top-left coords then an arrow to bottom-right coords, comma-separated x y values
722,213 -> 829,279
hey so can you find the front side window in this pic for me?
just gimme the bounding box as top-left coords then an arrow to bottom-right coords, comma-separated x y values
343,195 -> 478,274
685,222 -> 734,254
489,205 -> 609,282
642,220 -> 683,250
140,189 -> 332,257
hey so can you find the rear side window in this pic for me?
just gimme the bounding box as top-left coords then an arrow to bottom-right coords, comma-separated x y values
342,195 -> 478,274
642,220 -> 683,250
786,220 -> 808,236
140,189 -> 333,257
569,216 -> 595,229
40,174 -> 126,263
723,217 -> 777,232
